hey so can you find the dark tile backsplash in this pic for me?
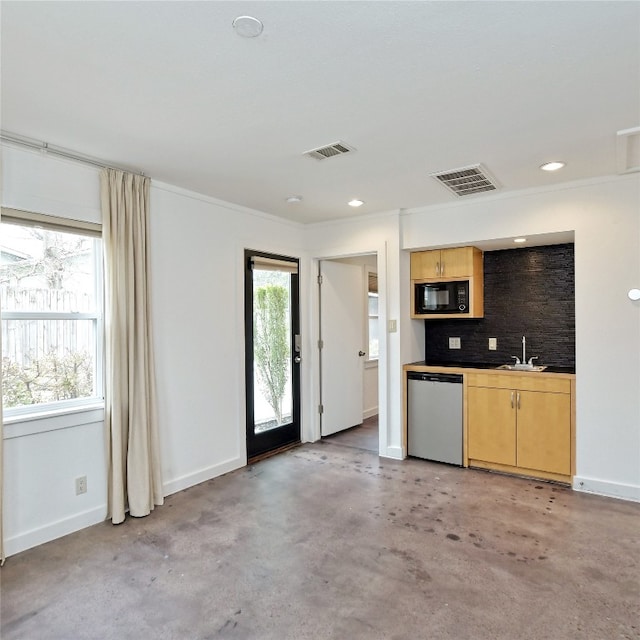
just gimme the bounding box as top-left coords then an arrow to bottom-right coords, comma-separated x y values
424,243 -> 575,368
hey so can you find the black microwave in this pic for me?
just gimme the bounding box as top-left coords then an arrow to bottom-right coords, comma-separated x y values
415,280 -> 470,315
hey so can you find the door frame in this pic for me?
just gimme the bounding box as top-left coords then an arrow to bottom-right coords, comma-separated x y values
309,246 -> 390,457
244,249 -> 301,460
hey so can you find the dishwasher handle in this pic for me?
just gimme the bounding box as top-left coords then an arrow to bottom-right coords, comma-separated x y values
407,372 -> 463,384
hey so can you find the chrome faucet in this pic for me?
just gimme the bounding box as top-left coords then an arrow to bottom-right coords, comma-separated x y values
511,336 -> 538,366
511,335 -> 525,364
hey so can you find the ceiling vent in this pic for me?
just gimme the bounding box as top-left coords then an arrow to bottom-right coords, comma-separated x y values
616,126 -> 640,174
430,164 -> 498,197
304,141 -> 355,160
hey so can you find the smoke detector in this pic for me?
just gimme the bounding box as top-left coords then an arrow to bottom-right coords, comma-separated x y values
232,16 -> 263,38
430,164 -> 498,197
303,141 -> 355,160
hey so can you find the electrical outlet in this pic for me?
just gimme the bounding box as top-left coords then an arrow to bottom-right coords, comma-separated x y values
489,337 -> 497,351
75,476 -> 87,495
448,337 -> 461,349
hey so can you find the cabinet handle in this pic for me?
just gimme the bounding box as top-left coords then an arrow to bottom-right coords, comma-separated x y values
441,261 -> 445,276
517,392 -> 521,409
436,261 -> 440,276
511,391 -> 514,408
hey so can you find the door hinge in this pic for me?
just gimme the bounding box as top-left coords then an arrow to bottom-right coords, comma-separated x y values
317,275 -> 323,285
318,404 -> 324,415
318,339 -> 323,350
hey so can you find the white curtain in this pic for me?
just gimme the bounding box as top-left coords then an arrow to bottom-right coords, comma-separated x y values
101,169 -> 163,524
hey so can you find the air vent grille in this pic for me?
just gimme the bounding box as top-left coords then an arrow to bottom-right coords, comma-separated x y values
430,164 -> 498,196
304,141 -> 355,160
616,126 -> 640,174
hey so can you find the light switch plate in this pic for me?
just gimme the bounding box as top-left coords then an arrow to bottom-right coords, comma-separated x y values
388,319 -> 397,333
449,337 -> 461,349
489,337 -> 497,351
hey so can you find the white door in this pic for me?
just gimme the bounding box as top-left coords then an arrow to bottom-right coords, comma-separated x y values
320,260 -> 365,436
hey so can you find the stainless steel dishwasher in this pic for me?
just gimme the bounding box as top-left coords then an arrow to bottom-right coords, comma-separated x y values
407,372 -> 463,466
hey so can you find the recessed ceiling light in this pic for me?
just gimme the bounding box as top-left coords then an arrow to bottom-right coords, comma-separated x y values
232,16 -> 264,38
514,237 -> 527,244
286,195 -> 303,204
348,199 -> 364,207
540,161 -> 566,172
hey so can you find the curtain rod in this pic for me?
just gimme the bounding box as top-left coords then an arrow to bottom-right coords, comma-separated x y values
0,130 -> 147,177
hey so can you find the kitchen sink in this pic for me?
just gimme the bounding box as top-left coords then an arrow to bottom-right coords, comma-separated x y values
496,364 -> 547,372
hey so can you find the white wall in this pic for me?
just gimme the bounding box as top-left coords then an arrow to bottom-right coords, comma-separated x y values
402,175 -> 640,501
303,212 -> 404,459
149,182 -> 307,493
362,365 -> 379,419
1,145 -> 307,556
2,145 -> 102,224
3,410 -> 107,556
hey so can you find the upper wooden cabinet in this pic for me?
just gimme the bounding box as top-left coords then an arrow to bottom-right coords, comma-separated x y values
410,246 -> 484,319
411,246 -> 480,280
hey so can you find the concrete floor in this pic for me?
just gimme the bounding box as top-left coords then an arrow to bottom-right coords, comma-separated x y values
1,436 -> 639,640
323,415 -> 379,452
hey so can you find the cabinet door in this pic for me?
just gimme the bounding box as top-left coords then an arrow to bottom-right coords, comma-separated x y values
410,250 -> 441,279
440,247 -> 474,278
467,386 -> 517,466
517,391 -> 571,475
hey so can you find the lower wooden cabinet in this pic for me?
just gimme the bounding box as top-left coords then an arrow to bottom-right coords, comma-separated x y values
467,387 -> 516,466
516,390 -> 571,475
467,374 -> 572,482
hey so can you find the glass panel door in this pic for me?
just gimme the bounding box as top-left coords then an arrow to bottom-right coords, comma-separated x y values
245,251 -> 300,460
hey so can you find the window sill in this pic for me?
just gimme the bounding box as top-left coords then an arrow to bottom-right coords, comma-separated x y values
3,402 -> 105,439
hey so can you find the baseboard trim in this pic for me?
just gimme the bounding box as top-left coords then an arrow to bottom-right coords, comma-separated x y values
363,407 -> 379,420
163,456 -> 245,497
380,446 -> 404,460
573,476 -> 640,503
5,505 -> 108,558
5,458 -> 246,558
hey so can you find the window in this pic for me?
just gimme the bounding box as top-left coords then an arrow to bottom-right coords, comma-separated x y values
367,270 -> 379,361
1,213 -> 103,416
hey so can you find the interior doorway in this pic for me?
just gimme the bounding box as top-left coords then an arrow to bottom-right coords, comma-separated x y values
244,250 -> 301,460
318,254 -> 379,449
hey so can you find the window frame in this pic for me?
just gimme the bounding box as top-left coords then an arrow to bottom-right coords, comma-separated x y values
365,266 -> 379,364
1,208 -> 104,420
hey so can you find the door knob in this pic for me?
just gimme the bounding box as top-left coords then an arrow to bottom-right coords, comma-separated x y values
294,355 -> 302,364
358,351 -> 366,357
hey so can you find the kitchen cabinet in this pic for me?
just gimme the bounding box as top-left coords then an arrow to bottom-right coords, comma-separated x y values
467,386 -> 516,466
410,246 -> 480,280
516,391 -> 571,475
410,246 -> 484,319
467,373 -> 572,481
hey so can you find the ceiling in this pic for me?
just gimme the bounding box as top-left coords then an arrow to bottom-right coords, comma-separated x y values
2,1 -> 639,224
